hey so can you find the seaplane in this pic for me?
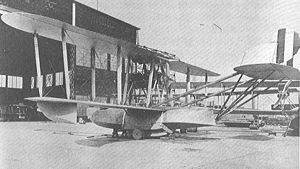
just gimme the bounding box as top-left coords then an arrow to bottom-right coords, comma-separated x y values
2,12 -> 299,139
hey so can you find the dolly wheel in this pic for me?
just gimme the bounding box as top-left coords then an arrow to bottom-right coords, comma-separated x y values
132,129 -> 144,140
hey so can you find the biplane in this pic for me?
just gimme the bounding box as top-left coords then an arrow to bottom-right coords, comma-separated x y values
2,12 -> 299,139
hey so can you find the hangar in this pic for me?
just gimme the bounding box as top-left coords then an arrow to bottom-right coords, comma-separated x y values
0,0 -> 140,120
0,0 -> 219,121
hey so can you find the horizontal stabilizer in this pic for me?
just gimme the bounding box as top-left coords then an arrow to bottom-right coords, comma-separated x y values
175,88 -> 298,97
234,63 -> 300,80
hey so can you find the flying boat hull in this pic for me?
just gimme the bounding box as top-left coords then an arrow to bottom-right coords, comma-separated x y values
87,107 -> 216,131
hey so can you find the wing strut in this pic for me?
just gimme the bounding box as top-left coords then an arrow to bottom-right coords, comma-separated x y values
62,28 -> 71,99
181,77 -> 256,107
152,72 -> 240,107
33,33 -> 43,97
216,71 -> 275,120
219,73 -> 243,112
273,80 -> 293,108
235,79 -> 284,111
217,79 -> 259,117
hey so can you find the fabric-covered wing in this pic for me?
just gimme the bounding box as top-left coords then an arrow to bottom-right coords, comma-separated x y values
234,63 -> 300,80
26,97 -> 166,124
26,97 -> 165,112
1,12 -> 134,56
169,60 -> 219,76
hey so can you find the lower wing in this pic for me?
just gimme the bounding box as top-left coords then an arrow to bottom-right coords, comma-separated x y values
26,97 -> 166,123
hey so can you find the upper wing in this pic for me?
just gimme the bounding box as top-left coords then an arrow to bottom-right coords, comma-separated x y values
169,60 -> 219,76
1,12 -> 133,56
1,12 -> 220,77
128,45 -> 220,76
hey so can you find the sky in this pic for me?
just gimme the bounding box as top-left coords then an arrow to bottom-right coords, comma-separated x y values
77,0 -> 300,77
76,0 -> 300,109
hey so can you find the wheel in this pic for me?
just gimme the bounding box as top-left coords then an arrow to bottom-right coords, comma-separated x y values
132,129 -> 145,140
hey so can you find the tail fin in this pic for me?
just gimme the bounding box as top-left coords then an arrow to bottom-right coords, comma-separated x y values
276,28 -> 300,67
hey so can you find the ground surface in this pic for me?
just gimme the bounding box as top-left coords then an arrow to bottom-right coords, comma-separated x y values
0,122 -> 299,169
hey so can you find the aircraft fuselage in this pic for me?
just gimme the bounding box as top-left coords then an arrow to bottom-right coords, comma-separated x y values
87,107 -> 216,133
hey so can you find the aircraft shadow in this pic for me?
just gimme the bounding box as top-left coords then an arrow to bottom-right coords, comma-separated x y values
75,136 -> 131,147
75,133 -> 220,148
160,134 -> 220,143
34,128 -> 99,137
229,134 -> 273,141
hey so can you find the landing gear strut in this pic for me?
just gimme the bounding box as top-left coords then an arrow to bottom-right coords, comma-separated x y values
112,128 -> 119,137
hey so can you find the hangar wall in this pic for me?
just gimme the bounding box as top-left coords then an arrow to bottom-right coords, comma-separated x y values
0,0 -> 139,118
